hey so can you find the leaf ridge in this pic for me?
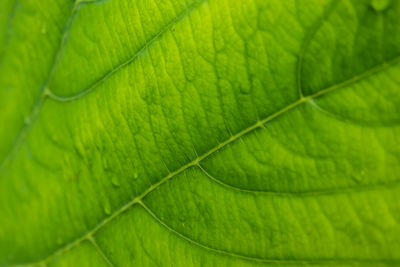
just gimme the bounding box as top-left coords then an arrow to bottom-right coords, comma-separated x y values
46,0 -> 206,102
309,100 -> 400,127
296,0 -> 340,98
0,0 -> 83,172
198,164 -> 400,196
138,200 -> 282,263
88,236 -> 116,267
139,201 -> 400,264
0,0 -> 18,61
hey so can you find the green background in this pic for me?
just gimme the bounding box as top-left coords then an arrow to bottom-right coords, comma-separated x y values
0,0 -> 400,266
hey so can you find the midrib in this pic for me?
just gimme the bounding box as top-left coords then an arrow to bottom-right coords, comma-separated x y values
16,55 -> 400,267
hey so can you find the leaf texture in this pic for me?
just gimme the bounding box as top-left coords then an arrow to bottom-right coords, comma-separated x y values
0,0 -> 400,266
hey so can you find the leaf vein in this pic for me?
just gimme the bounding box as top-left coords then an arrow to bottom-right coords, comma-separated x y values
88,236 -> 116,267
139,201 -> 400,264
14,54 -> 400,267
46,0 -> 207,102
197,164 -> 400,196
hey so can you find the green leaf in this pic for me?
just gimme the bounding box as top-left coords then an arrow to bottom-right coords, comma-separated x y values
1,0 -> 400,266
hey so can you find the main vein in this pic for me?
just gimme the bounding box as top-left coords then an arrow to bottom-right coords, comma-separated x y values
18,55 -> 400,267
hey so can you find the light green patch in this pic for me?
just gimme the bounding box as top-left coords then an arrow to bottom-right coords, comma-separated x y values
371,0 -> 391,11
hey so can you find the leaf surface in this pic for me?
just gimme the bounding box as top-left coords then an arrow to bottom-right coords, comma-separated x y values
1,0 -> 400,266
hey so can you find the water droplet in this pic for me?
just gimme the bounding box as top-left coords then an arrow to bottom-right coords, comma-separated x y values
111,176 -> 120,187
178,215 -> 185,223
133,171 -> 139,179
24,116 -> 31,125
352,174 -> 363,183
103,200 -> 111,215
371,0 -> 391,11
102,158 -> 109,170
